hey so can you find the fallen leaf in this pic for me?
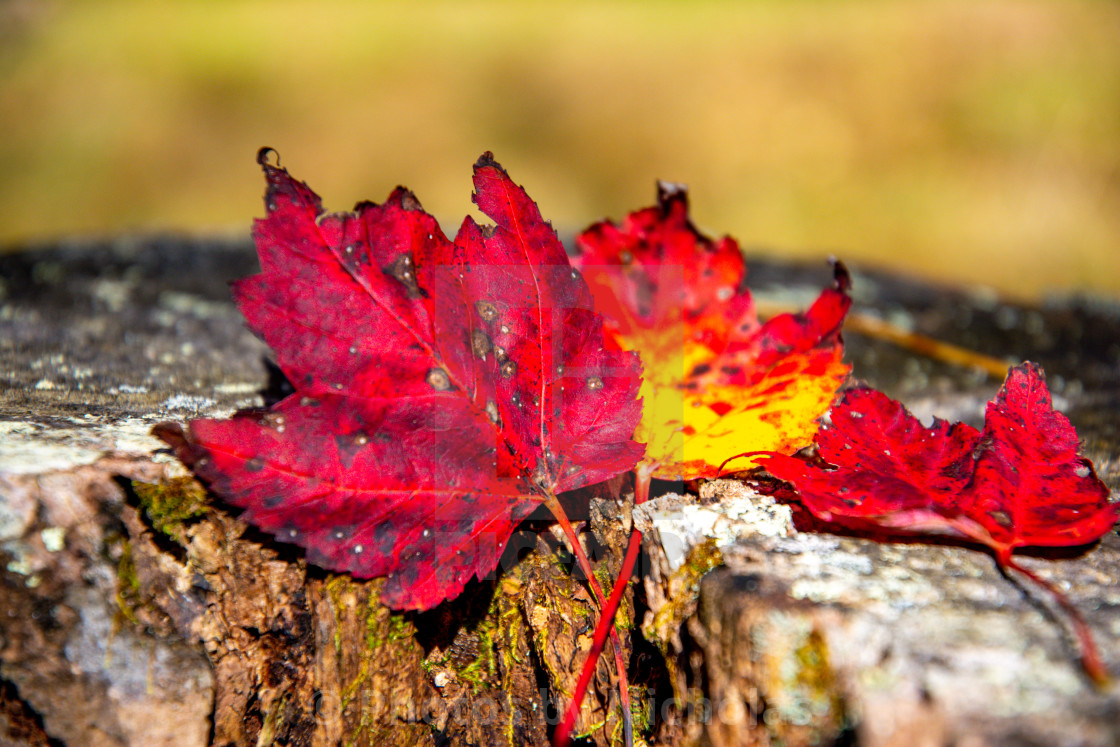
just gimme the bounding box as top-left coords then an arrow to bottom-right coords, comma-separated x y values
758,363 -> 1117,561
756,362 -> 1118,682
156,150 -> 643,610
573,183 -> 851,485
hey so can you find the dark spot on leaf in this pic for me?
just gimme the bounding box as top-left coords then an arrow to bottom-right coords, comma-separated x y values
587,377 -> 604,391
427,368 -> 451,391
384,254 -> 420,297
690,363 -> 712,377
472,329 -> 492,360
245,457 -> 265,472
475,300 -> 498,322
988,509 -> 1012,528
501,360 -> 516,378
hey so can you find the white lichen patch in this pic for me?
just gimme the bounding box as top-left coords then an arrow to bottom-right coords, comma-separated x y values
158,290 -> 233,320
100,416 -> 175,455
5,554 -> 33,576
0,415 -> 194,476
161,394 -> 218,413
40,526 -> 66,552
212,381 -> 260,395
92,278 -> 133,312
634,482 -> 793,572
0,421 -> 104,473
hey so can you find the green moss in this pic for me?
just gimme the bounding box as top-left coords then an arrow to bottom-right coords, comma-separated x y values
132,477 -> 208,542
791,629 -> 846,729
641,537 -> 724,706
423,574 -> 526,698
113,536 -> 141,623
628,684 -> 652,736
258,690 -> 288,746
385,609 -> 413,643
574,719 -> 607,742
324,574 -> 350,655
329,575 -> 424,738
340,658 -> 371,714
646,537 -> 723,651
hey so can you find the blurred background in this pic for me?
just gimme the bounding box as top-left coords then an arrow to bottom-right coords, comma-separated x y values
1,0 -> 1118,300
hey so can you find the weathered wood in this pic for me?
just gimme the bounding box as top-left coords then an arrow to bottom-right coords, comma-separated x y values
2,236 -> 1118,746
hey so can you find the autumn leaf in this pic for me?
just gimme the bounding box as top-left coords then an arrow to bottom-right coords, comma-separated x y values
756,362 -> 1119,682
758,363 -> 1117,560
572,182 -> 851,487
156,150 -> 643,611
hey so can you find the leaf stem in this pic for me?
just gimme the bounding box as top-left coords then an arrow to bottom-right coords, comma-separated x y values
545,494 -> 634,747
1005,556 -> 1110,687
554,462 -> 656,747
716,450 -> 782,477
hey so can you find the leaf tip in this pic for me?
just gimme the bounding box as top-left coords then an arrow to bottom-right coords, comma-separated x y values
655,179 -> 689,212
474,150 -> 502,172
152,421 -> 207,472
392,186 -> 425,212
256,146 -> 280,168
830,257 -> 852,293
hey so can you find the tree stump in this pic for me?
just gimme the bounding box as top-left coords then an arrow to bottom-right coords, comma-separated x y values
1,237 -> 1117,745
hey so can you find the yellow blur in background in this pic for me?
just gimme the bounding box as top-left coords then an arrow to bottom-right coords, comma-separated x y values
1,0 -> 1118,300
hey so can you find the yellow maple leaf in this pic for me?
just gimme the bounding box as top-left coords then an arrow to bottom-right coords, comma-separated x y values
573,183 -> 851,497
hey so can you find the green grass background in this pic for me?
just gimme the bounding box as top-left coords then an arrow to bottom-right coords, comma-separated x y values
2,0 -> 1118,299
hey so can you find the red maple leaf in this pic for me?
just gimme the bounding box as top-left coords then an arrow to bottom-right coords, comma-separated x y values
755,362 -> 1118,682
156,150 -> 643,611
